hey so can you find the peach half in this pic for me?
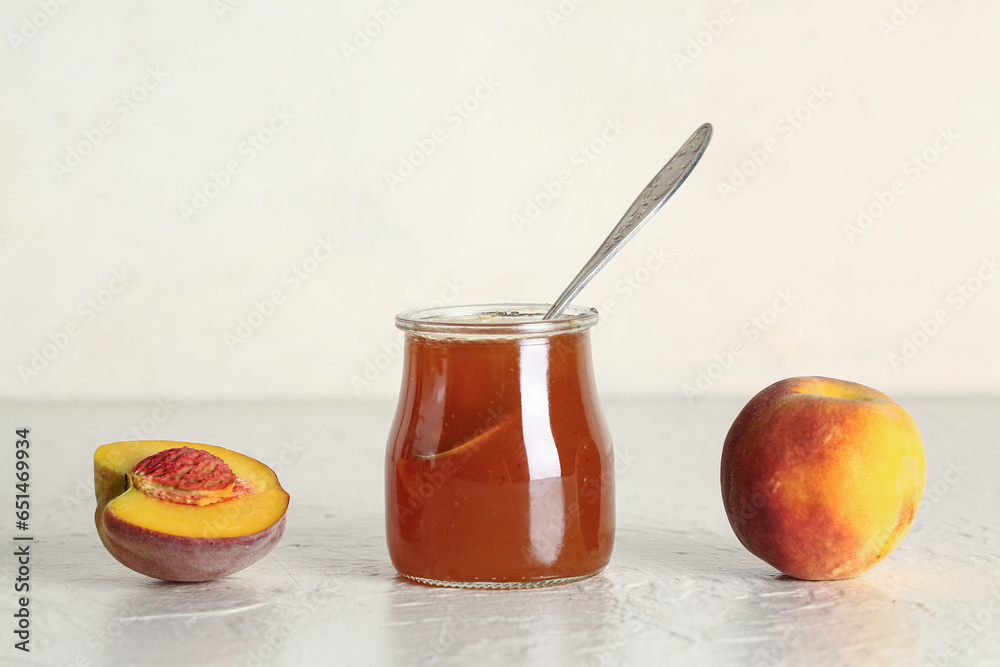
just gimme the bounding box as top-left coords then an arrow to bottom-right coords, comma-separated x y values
95,440 -> 289,582
720,377 -> 925,580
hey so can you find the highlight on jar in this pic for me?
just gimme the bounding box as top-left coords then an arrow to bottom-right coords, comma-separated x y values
382,123 -> 713,588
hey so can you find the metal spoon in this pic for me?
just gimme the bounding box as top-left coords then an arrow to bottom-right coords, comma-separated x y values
543,122 -> 713,320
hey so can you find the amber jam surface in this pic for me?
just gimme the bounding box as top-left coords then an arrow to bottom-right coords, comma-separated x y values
385,305 -> 614,588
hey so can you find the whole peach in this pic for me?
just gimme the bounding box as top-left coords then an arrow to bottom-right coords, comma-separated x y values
721,376 -> 925,580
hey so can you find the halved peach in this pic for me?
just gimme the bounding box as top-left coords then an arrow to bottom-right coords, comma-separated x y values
94,440 -> 289,582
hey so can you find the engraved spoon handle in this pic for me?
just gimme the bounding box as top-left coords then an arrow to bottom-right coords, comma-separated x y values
543,122 -> 713,320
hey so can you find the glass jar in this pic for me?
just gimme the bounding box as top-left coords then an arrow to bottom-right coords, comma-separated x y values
385,304 -> 615,588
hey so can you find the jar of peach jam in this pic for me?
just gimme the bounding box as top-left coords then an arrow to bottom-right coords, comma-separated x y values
385,304 -> 615,588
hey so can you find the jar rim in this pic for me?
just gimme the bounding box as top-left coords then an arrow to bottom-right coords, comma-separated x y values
395,303 -> 599,338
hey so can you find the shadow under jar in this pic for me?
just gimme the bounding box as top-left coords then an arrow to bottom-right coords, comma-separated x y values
385,304 -> 615,589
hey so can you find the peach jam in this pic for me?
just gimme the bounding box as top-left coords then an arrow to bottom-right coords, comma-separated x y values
385,304 -> 614,588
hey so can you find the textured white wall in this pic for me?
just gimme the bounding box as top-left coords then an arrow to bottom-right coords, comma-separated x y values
2,1 -> 998,400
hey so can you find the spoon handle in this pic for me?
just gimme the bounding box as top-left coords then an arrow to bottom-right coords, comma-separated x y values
543,122 -> 713,320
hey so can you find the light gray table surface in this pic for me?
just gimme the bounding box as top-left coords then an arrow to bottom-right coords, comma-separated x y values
1,397 -> 997,667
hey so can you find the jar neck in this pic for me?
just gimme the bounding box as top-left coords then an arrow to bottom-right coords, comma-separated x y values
395,304 -> 599,341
